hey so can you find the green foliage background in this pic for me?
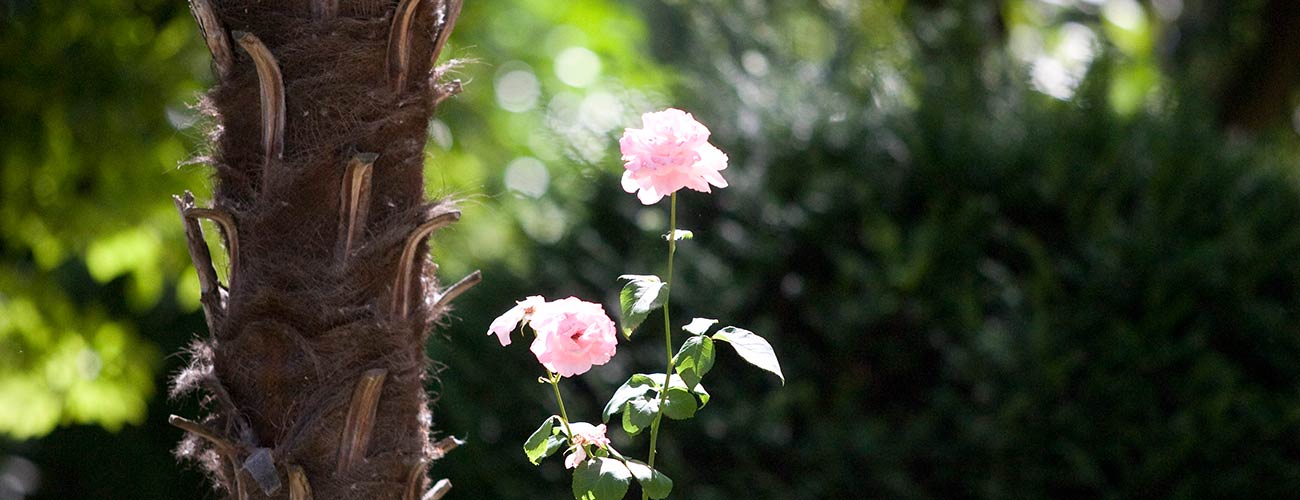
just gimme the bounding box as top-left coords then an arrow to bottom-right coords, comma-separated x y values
4,0 -> 1300,498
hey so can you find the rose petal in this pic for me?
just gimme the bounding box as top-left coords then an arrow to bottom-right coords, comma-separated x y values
621,170 -> 640,194
636,184 -> 664,205
564,446 -> 586,469
486,296 -> 545,347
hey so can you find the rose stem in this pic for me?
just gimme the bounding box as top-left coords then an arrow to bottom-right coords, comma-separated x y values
645,191 -> 678,482
548,370 -> 576,438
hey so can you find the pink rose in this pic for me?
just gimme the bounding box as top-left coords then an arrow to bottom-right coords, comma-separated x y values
619,108 -> 729,205
564,424 -> 612,469
564,445 -> 586,469
486,295 -> 545,346
528,297 -> 618,377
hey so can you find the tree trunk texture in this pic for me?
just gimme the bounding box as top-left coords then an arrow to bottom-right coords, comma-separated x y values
170,1 -> 474,499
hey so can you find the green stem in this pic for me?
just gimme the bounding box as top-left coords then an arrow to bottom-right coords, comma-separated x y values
549,371 -> 575,439
646,192 -> 678,480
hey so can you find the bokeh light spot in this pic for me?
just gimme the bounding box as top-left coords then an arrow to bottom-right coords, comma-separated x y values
554,47 -> 602,88
495,63 -> 541,113
503,157 -> 550,198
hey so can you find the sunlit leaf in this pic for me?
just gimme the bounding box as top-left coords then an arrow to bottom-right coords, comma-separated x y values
523,415 -> 565,465
661,386 -> 697,420
672,334 -> 715,390
713,327 -> 784,384
618,275 -> 669,338
644,373 -> 710,408
625,460 -> 673,499
621,397 -> 657,436
681,317 -> 718,335
603,373 -> 657,422
572,457 -> 632,500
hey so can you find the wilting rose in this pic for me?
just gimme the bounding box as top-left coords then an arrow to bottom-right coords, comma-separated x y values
564,424 -> 612,469
528,297 -> 618,377
486,295 -> 545,347
619,108 -> 728,205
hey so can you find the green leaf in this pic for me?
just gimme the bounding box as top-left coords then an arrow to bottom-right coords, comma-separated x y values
672,334 -> 716,390
621,398 -> 657,435
662,229 -> 694,241
681,317 -> 718,335
523,416 -> 566,465
603,374 -> 657,422
713,327 -> 785,384
618,275 -> 669,338
572,457 -> 632,500
661,386 -> 698,420
694,383 -> 711,408
625,460 -> 673,499
645,373 -> 710,408
604,444 -> 629,462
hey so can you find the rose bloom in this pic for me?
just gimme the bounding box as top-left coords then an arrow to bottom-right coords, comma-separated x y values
528,297 -> 618,377
486,295 -> 545,346
619,108 -> 728,205
564,424 -> 612,469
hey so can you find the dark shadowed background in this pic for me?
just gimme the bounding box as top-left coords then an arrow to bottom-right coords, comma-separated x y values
4,0 -> 1300,498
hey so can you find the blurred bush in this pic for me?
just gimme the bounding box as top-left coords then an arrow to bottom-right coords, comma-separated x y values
0,0 -> 205,440
5,1 -> 1300,499
436,1 -> 1300,498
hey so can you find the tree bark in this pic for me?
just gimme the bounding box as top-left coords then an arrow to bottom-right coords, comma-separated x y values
170,1 -> 471,498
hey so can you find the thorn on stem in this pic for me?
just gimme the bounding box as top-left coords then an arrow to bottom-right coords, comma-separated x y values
429,0 -> 462,66
391,211 -> 461,318
288,465 -> 312,500
169,414 -> 250,500
423,479 -> 452,500
429,435 -> 466,460
432,270 -> 480,311
404,463 -> 426,500
173,192 -> 223,330
338,153 -> 378,260
432,79 -> 462,108
169,415 -> 235,456
386,0 -> 425,94
187,0 -> 234,80
233,31 -> 285,173
338,368 -> 388,472
184,207 -> 240,290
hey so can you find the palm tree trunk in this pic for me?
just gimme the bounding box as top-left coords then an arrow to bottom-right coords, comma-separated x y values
169,1 -> 473,498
